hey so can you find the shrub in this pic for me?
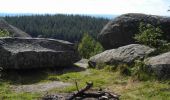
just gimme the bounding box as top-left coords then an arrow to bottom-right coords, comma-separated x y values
94,63 -> 106,69
157,43 -> 170,54
78,33 -> 104,59
134,23 -> 167,48
131,60 -> 155,81
0,29 -> 10,37
103,65 -> 117,72
95,63 -> 115,71
117,64 -> 131,76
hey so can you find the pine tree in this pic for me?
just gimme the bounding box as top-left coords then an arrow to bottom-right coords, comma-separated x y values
78,33 -> 103,58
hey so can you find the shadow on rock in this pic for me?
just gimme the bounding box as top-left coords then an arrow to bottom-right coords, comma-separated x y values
54,65 -> 86,75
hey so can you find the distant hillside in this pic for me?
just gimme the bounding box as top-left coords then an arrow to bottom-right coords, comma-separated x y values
4,14 -> 109,42
0,19 -> 31,37
89,14 -> 118,19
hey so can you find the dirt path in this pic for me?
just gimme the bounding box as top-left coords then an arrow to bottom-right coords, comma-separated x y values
9,59 -> 89,93
11,81 -> 71,93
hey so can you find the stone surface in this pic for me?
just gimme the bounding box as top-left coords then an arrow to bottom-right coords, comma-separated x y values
74,59 -> 89,68
0,19 -> 31,37
145,52 -> 170,78
0,37 -> 80,69
98,13 -> 170,49
89,44 -> 155,67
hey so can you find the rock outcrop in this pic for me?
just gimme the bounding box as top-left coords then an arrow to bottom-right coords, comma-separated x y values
145,52 -> 170,78
0,19 -> 31,37
98,13 -> 170,49
0,37 -> 80,69
75,59 -> 89,68
89,44 -> 155,67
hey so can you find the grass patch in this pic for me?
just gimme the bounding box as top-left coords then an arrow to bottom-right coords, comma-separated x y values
48,69 -> 116,93
48,68 -> 170,100
118,81 -> 170,100
0,82 -> 41,100
0,67 -> 169,100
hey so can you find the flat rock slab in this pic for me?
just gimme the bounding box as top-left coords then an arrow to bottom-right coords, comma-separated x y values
0,37 -> 80,69
11,81 -> 71,93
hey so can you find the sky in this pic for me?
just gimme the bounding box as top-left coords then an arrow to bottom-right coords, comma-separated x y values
0,0 -> 170,16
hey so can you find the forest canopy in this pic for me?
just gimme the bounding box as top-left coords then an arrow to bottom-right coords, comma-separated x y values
5,14 -> 109,42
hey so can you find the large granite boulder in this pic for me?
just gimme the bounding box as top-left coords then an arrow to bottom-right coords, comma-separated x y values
89,44 -> 155,67
145,52 -> 170,78
0,37 -> 80,69
98,13 -> 170,49
0,19 -> 31,37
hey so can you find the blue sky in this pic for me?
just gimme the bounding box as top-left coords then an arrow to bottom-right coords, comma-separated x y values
0,0 -> 170,16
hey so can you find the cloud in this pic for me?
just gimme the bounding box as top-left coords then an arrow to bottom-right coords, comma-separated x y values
0,0 -> 169,15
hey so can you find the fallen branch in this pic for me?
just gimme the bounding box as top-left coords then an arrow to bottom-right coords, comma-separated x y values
42,82 -> 120,100
66,82 -> 120,100
66,82 -> 93,100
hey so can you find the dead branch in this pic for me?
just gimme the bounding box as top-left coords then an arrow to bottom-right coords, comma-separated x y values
66,82 -> 93,100
42,82 -> 120,100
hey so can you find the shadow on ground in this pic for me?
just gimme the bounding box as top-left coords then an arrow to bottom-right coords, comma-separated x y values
1,65 -> 86,85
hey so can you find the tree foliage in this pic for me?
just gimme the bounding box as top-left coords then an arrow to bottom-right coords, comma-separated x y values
78,33 -> 103,58
5,14 -> 108,42
134,23 -> 167,48
0,29 -> 10,37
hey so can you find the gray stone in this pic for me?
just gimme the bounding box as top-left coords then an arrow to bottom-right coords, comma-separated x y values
74,59 -> 89,68
0,37 -> 80,69
0,19 -> 31,37
98,13 -> 170,49
89,44 -> 154,67
145,52 -> 170,78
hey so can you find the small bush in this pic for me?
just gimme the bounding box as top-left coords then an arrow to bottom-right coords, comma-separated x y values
78,33 -> 104,59
95,63 -> 107,69
117,64 -> 131,76
131,60 -> 155,81
0,29 -> 10,37
103,65 -> 116,72
134,23 -> 167,48
134,22 -> 170,54
157,43 -> 170,54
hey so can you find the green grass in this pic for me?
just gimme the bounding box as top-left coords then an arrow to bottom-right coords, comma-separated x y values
48,69 -> 119,93
0,81 -> 41,100
47,69 -> 170,100
0,68 -> 169,100
119,81 -> 170,100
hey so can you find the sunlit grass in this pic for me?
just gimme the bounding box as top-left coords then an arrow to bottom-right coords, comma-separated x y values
0,68 -> 169,100
48,69 -> 170,100
0,82 -> 41,100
